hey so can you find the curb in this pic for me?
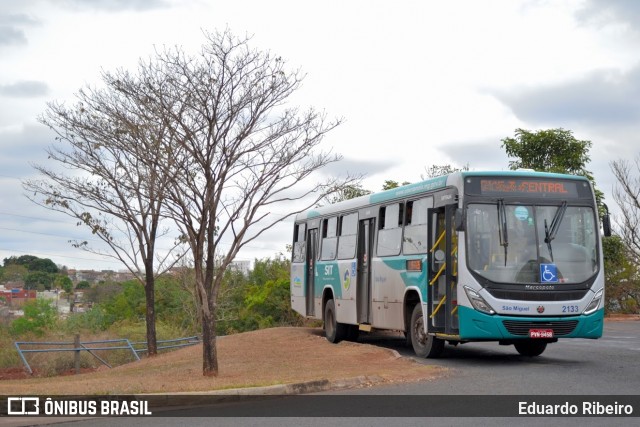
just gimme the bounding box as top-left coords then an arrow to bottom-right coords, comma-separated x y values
140,375 -> 385,407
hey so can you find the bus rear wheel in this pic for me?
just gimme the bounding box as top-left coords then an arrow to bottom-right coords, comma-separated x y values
514,340 -> 547,357
324,299 -> 347,343
410,304 -> 444,358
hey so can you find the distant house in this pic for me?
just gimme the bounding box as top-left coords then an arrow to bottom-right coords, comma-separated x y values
2,280 -> 25,290
0,288 -> 37,307
228,260 -> 251,275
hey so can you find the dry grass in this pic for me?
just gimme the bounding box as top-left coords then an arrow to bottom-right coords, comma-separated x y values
0,327 -> 444,395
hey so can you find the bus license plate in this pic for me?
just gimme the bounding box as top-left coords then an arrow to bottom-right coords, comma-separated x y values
529,329 -> 553,339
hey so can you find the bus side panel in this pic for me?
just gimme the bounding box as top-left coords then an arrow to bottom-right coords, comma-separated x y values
290,262 -> 306,317
334,259 -> 358,325
370,256 -> 422,330
315,260 -> 358,325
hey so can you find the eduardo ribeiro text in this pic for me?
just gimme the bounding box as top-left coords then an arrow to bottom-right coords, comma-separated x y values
519,401 -> 634,416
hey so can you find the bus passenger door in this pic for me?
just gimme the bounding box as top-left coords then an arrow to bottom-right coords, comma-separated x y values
428,204 -> 459,335
357,219 -> 374,325
306,228 -> 318,317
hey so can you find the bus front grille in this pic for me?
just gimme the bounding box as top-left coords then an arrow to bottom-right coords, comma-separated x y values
502,320 -> 579,336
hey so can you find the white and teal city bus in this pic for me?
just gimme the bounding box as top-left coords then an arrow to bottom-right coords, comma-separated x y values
290,170 -> 611,357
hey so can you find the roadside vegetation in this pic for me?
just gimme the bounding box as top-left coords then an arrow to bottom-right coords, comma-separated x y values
0,254 -> 305,376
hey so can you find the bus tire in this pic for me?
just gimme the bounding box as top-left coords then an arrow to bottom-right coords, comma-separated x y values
410,304 -> 444,358
514,340 -> 547,357
324,299 -> 347,343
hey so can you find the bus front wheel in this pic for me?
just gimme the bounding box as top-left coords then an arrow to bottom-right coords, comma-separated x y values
410,304 -> 444,358
514,340 -> 547,357
324,299 -> 347,343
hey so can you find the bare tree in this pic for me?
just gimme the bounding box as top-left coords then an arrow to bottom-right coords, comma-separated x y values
143,29 -> 358,376
27,28 -> 357,375
24,72 -> 187,356
611,156 -> 640,263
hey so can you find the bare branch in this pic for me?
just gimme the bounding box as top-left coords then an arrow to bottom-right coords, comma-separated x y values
611,156 -> 640,263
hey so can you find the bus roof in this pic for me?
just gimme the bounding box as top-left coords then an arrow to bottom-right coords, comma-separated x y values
295,170 -> 590,221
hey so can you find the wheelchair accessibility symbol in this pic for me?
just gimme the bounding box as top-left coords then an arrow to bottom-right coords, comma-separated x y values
539,264 -> 558,283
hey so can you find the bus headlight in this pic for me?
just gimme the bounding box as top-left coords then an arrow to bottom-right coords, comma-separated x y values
464,286 -> 495,315
583,289 -> 603,315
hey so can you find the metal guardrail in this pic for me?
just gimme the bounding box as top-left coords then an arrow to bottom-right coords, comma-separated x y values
130,336 -> 201,354
14,335 -> 200,375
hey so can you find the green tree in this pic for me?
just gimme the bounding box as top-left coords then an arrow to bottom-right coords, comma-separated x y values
382,180 -> 410,190
75,280 -> 91,289
3,255 -> 58,273
24,271 -> 55,290
249,257 -> 290,285
501,128 -> 592,174
228,257 -> 302,332
100,280 -> 146,322
10,298 -> 58,336
84,282 -> 122,306
0,264 -> 28,284
216,267 -> 251,335
422,163 -> 469,179
501,128 -> 605,218
154,275 -> 200,334
54,275 -> 73,294
321,184 -> 371,205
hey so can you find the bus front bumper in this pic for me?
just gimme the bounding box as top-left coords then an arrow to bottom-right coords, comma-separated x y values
457,306 -> 604,341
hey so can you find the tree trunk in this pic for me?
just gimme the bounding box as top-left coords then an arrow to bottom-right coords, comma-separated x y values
201,304 -> 218,376
145,272 -> 157,357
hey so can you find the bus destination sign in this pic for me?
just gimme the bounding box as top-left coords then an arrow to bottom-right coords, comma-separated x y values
466,178 -> 581,198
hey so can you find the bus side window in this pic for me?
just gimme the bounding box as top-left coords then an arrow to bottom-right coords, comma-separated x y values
292,223 -> 306,262
337,213 -> 358,259
377,203 -> 403,256
403,197 -> 432,254
320,217 -> 338,260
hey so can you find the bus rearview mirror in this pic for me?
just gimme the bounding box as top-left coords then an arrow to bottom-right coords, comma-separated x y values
602,203 -> 612,237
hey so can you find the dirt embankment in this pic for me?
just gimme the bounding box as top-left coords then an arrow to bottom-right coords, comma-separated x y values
0,327 -> 444,395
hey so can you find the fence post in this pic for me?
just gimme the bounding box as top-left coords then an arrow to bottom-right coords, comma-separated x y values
74,334 -> 81,375
14,342 -> 33,375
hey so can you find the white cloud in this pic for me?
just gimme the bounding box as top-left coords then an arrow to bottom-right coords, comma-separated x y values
0,80 -> 49,97
1,0 -> 639,269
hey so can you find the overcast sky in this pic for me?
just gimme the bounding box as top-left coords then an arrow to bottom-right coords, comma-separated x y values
1,0 -> 639,271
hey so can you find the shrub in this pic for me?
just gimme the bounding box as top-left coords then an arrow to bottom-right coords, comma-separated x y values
10,299 -> 57,336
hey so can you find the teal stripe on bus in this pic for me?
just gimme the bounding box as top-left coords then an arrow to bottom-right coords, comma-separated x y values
315,261 -> 342,298
381,256 -> 429,302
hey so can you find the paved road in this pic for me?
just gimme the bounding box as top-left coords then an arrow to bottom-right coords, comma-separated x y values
353,319 -> 640,395
6,320 -> 640,427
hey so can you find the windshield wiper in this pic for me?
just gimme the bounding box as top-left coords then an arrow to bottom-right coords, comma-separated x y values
498,199 -> 508,266
544,201 -> 567,262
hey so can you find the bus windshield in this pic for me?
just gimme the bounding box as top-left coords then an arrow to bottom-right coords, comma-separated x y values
466,203 -> 598,284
